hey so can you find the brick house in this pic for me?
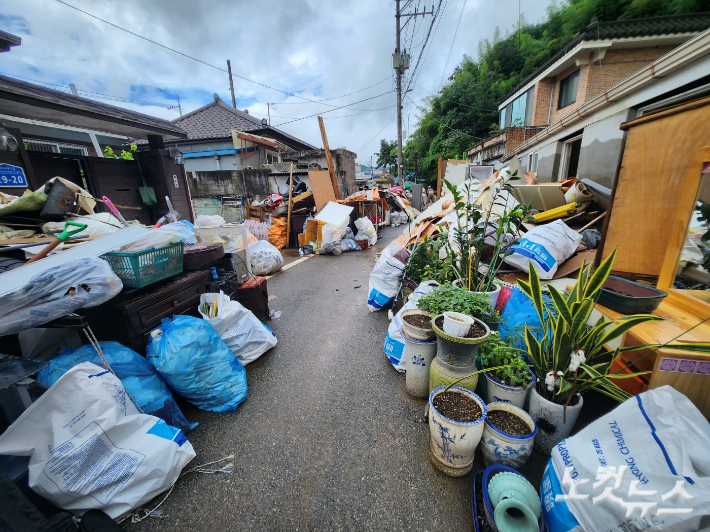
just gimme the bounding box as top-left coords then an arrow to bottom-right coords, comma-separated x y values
466,14 -> 710,187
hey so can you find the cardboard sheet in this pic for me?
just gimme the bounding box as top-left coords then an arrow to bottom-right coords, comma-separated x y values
308,170 -> 336,211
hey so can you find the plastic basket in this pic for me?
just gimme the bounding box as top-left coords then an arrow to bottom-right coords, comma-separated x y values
101,242 -> 184,288
304,219 -> 326,249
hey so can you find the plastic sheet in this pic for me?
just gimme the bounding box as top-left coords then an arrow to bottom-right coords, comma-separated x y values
118,220 -> 196,252
147,315 -> 247,413
0,257 -> 123,337
249,240 -> 284,275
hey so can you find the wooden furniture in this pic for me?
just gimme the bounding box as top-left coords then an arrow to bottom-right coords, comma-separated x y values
84,270 -> 210,355
246,205 -> 264,221
599,95 -> 710,276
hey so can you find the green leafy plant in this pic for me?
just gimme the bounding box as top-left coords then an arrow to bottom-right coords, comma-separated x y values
478,332 -> 532,386
416,284 -> 500,322
517,249 -> 710,406
402,237 -> 454,284
103,143 -> 137,160
441,171 -> 529,293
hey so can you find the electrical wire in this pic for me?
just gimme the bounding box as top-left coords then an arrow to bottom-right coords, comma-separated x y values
271,76 -> 391,105
408,0 -> 448,93
439,0 -> 467,88
271,90 -> 394,127
406,94 -> 483,141
356,111 -> 397,153
56,0 -> 393,112
404,0 -> 445,95
415,83 -> 498,111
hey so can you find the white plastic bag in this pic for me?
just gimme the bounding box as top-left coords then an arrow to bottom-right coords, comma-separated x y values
504,220 -> 581,279
194,214 -> 226,228
249,240 -> 284,275
355,217 -> 377,245
0,362 -> 195,519
118,221 -> 196,252
0,257 -> 123,336
198,292 -> 277,365
384,280 -> 439,370
542,386 -> 710,532
367,240 -> 410,311
42,214 -> 123,236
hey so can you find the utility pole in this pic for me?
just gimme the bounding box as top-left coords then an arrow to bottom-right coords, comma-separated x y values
227,60 -> 237,108
267,103 -> 271,126
167,95 -> 182,116
394,3 -> 433,180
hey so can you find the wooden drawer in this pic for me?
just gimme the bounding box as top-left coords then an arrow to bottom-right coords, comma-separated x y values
138,284 -> 203,330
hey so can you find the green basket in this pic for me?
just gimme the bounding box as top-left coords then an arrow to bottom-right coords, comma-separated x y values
101,242 -> 184,288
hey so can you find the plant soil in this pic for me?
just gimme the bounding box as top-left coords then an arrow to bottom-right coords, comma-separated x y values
402,314 -> 432,329
474,472 -> 495,532
606,287 -> 634,296
434,316 -> 487,338
432,391 -> 482,422
488,410 -> 532,436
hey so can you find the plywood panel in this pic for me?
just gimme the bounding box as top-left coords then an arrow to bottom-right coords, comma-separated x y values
308,170 -> 336,211
601,98 -> 710,276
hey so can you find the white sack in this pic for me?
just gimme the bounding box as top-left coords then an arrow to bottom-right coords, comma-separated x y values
0,257 -> 123,336
542,386 -> 710,532
504,220 -> 581,279
199,292 -> 277,365
367,240 -> 410,312
194,214 -> 226,228
0,362 -> 195,519
383,280 -> 439,370
249,239 -> 284,275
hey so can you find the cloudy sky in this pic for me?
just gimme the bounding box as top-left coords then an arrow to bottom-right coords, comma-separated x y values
0,0 -> 548,164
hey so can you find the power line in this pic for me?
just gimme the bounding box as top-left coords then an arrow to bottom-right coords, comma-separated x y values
439,0 -> 467,88
404,0 -> 445,95
414,83 -> 498,112
322,105 -> 397,119
408,0 -> 448,93
406,95 -> 483,141
356,111 -> 397,153
272,90 -> 395,127
272,76 -> 391,105
55,0 -> 389,111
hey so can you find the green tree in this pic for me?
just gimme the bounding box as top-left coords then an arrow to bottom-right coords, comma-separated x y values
375,139 -> 397,175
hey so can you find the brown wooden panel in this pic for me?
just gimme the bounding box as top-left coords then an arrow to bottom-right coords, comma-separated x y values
601,98 -> 710,276
308,170 -> 336,211
28,154 -> 83,188
138,284 -> 203,330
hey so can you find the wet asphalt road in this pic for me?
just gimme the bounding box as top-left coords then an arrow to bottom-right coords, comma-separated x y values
124,225 -> 473,531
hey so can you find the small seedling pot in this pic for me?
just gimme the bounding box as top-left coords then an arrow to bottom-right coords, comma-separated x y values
428,385 -> 487,477
480,402 -> 537,469
443,311 -> 475,337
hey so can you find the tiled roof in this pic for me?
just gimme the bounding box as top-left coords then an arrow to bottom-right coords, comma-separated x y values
169,95 -> 316,150
0,74 -> 186,138
500,12 -> 710,104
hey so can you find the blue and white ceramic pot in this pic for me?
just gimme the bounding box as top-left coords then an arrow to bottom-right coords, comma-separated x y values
403,329 -> 437,398
483,370 -> 536,409
481,402 -> 537,469
428,385 -> 487,477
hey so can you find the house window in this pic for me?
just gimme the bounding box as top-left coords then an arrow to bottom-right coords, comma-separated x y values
24,138 -> 89,156
528,151 -> 539,174
558,70 -> 579,110
499,107 -> 506,129
558,134 -> 582,181
501,87 -> 535,128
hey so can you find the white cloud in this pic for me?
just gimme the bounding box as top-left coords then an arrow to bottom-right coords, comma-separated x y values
0,0 -> 548,163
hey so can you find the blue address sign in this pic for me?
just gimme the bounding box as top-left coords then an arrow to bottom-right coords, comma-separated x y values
0,163 -> 28,187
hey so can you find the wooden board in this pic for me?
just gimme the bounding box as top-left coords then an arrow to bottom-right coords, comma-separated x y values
308,170 -> 336,211
600,96 -> 710,276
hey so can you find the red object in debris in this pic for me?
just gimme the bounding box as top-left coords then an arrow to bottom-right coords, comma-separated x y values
237,276 -> 270,321
495,286 -> 513,314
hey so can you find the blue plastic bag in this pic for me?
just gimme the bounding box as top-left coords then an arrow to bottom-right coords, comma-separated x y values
498,287 -> 554,351
36,341 -> 197,433
147,315 -> 247,413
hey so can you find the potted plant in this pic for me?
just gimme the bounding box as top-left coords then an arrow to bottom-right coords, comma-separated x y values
440,173 -> 529,306
480,401 -> 537,469
416,284 -> 500,325
516,249 -> 710,454
428,385 -> 487,477
401,309 -> 434,340
478,333 -> 534,408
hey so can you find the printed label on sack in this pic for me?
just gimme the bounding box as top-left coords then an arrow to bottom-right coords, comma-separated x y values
511,238 -> 556,272
44,421 -> 146,505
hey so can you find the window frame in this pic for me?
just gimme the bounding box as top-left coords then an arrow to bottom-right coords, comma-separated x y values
558,70 -> 580,110
528,151 -> 539,174
557,134 -> 583,182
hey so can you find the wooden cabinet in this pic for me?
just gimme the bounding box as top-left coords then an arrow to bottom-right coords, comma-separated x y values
84,270 -> 209,354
